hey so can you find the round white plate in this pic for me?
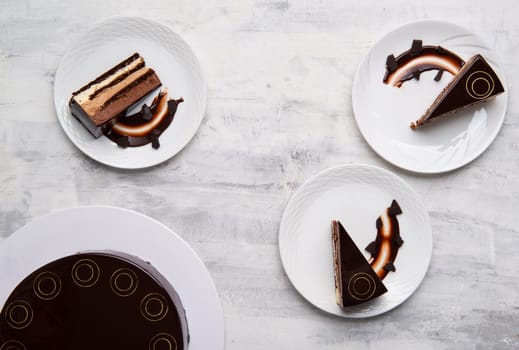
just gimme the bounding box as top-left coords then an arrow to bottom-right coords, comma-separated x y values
352,19 -> 508,174
279,164 -> 432,318
54,17 -> 207,169
0,206 -> 224,350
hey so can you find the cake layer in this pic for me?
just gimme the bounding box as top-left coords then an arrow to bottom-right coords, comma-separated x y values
0,251 -> 188,350
69,53 -> 162,138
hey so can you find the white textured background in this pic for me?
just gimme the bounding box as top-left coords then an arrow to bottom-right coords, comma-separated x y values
1,1 -> 518,349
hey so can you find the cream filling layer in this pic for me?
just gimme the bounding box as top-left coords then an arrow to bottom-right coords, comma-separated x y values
72,57 -> 145,109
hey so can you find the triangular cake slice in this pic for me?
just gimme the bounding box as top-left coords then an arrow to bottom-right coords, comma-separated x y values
331,220 -> 387,308
411,54 -> 505,129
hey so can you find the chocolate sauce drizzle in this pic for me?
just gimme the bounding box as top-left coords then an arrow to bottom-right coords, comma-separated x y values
365,200 -> 404,280
104,90 -> 183,149
383,40 -> 465,87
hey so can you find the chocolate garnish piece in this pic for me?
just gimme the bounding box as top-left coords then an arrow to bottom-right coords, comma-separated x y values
376,217 -> 382,230
384,262 -> 396,272
116,136 -> 129,148
434,69 -> 444,81
365,241 -> 377,256
0,251 -> 189,349
411,54 -> 505,129
437,46 -> 448,55
150,130 -> 160,149
141,104 -> 153,121
410,39 -> 423,56
388,200 -> 402,216
412,70 -> 420,80
368,200 -> 403,280
386,54 -> 398,73
168,97 -> 184,117
383,41 -> 464,87
332,220 -> 387,308
394,235 -> 404,247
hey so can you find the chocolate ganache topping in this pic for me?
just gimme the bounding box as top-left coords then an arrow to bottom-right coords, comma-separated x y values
0,251 -> 189,350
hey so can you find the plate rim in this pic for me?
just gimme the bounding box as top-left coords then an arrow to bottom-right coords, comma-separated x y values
278,163 -> 433,318
351,18 -> 509,174
0,205 -> 225,349
53,16 -> 208,170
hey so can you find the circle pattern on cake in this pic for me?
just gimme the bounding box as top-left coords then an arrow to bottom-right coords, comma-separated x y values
347,273 -> 377,301
0,340 -> 27,350
0,252 -> 188,349
465,70 -> 495,100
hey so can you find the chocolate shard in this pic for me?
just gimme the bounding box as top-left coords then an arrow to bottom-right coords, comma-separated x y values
168,97 -> 184,117
394,235 -> 404,247
365,241 -> 377,256
141,104 -> 153,121
388,200 -> 402,216
376,217 -> 382,230
384,261 -> 396,272
410,39 -> 423,56
434,69 -> 444,82
150,130 -> 160,149
412,70 -> 420,80
386,54 -> 398,73
116,136 -> 129,148
437,46 -> 448,55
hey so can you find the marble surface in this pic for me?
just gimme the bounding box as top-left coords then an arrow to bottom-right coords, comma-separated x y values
1,1 -> 518,349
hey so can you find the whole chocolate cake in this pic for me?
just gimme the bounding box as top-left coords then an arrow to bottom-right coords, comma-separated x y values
0,252 -> 188,350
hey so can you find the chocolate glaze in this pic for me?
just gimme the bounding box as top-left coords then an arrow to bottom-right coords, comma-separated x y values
104,90 -> 183,148
383,40 -> 465,87
365,200 -> 404,280
411,54 -> 505,129
332,220 -> 387,308
0,251 -> 188,350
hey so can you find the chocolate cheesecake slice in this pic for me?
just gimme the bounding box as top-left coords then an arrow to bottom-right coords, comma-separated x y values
0,251 -> 189,350
411,54 -> 505,129
332,220 -> 387,308
69,53 -> 162,137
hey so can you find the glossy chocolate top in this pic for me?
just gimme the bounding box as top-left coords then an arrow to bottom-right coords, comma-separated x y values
332,221 -> 387,308
0,252 -> 188,350
424,54 -> 505,120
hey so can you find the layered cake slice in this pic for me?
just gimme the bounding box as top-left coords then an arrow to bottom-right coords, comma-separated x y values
0,251 -> 188,350
331,220 -> 387,308
69,53 -> 162,137
411,54 -> 505,129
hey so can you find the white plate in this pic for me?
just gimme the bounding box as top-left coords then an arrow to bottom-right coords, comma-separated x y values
279,164 -> 432,318
54,17 -> 207,169
0,206 -> 224,350
352,19 -> 508,174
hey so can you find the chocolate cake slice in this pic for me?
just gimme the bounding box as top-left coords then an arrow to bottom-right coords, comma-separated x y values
69,53 -> 162,137
411,54 -> 505,129
331,220 -> 387,308
0,251 -> 188,350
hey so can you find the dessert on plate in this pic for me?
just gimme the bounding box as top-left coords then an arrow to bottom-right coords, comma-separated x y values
332,200 -> 403,308
69,53 -> 183,148
0,251 -> 189,350
383,40 -> 505,129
